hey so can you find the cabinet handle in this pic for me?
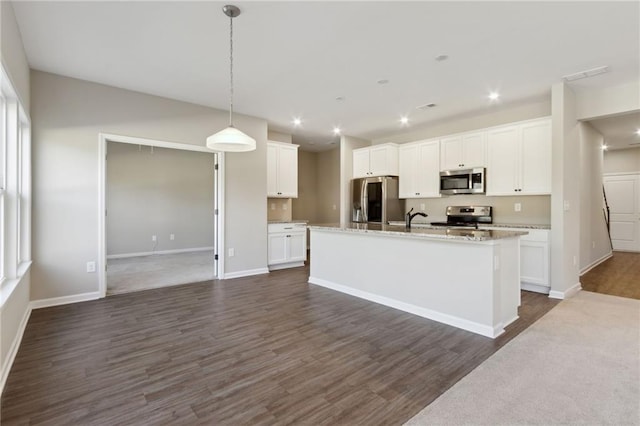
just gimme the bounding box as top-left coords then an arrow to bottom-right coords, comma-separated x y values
286,235 -> 291,238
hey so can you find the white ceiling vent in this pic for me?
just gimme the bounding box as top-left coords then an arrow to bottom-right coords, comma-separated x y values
562,65 -> 610,82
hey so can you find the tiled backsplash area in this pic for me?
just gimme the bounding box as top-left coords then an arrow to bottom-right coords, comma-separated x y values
406,194 -> 551,225
267,198 -> 292,222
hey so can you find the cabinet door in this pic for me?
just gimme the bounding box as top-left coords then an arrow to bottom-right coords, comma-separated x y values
287,232 -> 306,262
520,119 -> 551,195
353,148 -> 370,178
416,141 -> 440,198
520,241 -> 550,286
268,233 -> 288,265
461,132 -> 486,168
266,144 -> 278,196
370,145 -> 398,176
399,144 -> 419,198
440,136 -> 463,170
277,145 -> 298,197
486,125 -> 520,196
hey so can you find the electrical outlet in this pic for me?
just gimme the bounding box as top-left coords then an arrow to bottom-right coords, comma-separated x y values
228,248 -> 235,257
152,235 -> 157,242
573,255 -> 577,266
514,203 -> 522,212
271,203 -> 276,210
86,261 -> 96,273
282,203 -> 287,210
592,241 -> 595,249
420,203 -> 426,211
332,204 -> 337,210
170,234 -> 175,241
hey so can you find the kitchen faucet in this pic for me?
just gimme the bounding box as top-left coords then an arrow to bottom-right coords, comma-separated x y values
405,208 -> 428,229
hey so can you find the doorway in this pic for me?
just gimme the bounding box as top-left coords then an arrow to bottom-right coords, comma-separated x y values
98,134 -> 224,297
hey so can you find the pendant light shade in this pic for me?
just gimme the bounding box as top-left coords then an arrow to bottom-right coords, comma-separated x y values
207,5 -> 256,153
207,126 -> 256,152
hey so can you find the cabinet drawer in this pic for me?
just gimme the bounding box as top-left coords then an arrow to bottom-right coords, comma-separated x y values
268,223 -> 307,234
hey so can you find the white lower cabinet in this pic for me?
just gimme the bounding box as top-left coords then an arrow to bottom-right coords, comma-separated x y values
482,227 -> 551,293
268,223 -> 307,270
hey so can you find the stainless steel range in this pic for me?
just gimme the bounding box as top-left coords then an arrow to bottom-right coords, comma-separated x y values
430,206 -> 492,229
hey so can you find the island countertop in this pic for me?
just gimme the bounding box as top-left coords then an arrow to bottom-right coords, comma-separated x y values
307,222 -> 527,242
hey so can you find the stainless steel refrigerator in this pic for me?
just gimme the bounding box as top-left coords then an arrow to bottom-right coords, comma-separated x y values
351,176 -> 405,224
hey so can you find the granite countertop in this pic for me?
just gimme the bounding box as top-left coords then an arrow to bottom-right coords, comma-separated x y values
308,223 -> 527,242
388,221 -> 550,230
268,220 -> 308,224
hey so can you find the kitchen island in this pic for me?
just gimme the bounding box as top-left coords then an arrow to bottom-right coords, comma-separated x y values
308,223 -> 527,338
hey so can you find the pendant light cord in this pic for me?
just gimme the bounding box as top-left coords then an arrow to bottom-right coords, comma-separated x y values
229,14 -> 234,127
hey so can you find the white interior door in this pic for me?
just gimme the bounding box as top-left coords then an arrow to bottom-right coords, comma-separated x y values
604,174 -> 640,251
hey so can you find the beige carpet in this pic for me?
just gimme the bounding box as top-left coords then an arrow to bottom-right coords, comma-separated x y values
107,250 -> 215,295
407,291 -> 640,425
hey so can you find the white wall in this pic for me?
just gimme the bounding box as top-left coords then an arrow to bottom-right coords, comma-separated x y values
604,148 -> 640,174
31,70 -> 268,300
106,142 -> 215,256
550,82 -> 581,298
373,100 -> 550,145
0,0 -> 29,110
575,81 -> 640,121
578,122 -> 612,273
0,0 -> 32,394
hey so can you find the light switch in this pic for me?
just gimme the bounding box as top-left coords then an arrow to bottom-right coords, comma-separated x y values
514,203 -> 521,212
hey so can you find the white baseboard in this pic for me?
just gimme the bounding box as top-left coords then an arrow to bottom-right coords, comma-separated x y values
268,261 -> 305,271
223,267 -> 269,280
0,304 -> 32,395
107,246 -> 214,260
30,291 -> 101,309
521,282 -> 551,294
580,252 -> 613,275
309,276 -> 502,338
549,282 -> 582,300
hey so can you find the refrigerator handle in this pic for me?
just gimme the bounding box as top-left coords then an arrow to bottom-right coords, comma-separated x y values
362,180 -> 368,222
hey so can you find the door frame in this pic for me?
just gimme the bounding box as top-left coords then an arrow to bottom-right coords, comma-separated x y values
97,133 -> 225,298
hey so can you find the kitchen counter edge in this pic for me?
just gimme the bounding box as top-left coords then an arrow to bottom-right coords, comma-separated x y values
308,223 -> 527,242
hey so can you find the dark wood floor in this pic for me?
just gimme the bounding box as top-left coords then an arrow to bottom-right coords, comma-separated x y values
581,251 -> 640,300
1,265 -> 558,425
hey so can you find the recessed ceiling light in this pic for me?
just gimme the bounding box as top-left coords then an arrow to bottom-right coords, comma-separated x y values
400,116 -> 409,125
333,127 -> 341,135
292,117 -> 302,126
377,79 -> 389,85
635,129 -> 640,136
602,144 -> 609,151
562,65 -> 610,82
435,54 -> 449,62
416,103 -> 437,110
488,92 -> 500,101
335,96 -> 345,102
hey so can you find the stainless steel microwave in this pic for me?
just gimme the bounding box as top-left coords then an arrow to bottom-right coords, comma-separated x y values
440,167 -> 486,195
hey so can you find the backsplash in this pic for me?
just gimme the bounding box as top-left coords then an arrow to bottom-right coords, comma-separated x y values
267,198 -> 292,222
406,195 -> 551,225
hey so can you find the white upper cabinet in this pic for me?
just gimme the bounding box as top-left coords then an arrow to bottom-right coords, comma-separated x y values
399,139 -> 440,198
486,118 -> 551,196
352,144 -> 399,178
440,131 -> 486,170
267,141 -> 299,198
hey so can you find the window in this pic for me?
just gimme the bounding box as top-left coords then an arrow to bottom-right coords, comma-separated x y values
0,65 -> 31,291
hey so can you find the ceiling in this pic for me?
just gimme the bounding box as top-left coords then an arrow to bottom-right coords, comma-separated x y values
11,1 -> 640,152
588,112 -> 640,151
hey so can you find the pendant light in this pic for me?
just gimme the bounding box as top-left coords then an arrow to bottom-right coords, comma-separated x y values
206,5 -> 256,152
